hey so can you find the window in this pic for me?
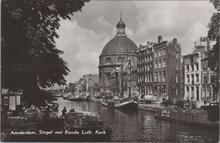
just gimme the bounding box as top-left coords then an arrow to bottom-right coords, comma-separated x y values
196,87 -> 199,101
191,87 -> 194,100
187,75 -> 190,83
118,57 -> 124,63
186,86 -> 189,97
155,72 -> 157,82
195,63 -> 199,71
163,85 -> 166,93
159,59 -> 162,68
204,76 -> 208,83
155,60 -> 158,69
163,48 -> 166,55
105,57 -> 111,63
186,65 -> 189,72
211,75 -> 215,83
163,59 -> 166,67
191,64 -> 194,71
155,85 -> 158,93
159,71 -> 161,82
203,87 -> 206,98
191,74 -> 194,84
163,71 -> 166,82
196,74 -> 199,82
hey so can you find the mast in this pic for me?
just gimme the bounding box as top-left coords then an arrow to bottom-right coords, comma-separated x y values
121,61 -> 124,99
128,56 -> 132,99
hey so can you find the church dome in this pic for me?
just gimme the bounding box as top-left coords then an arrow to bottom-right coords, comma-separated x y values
101,14 -> 137,56
101,36 -> 137,55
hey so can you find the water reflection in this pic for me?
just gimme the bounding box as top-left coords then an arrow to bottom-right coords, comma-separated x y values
55,98 -> 219,142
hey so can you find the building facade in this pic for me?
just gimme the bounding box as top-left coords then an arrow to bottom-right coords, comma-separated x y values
137,42 -> 155,99
98,16 -> 138,98
137,36 -> 181,101
83,74 -> 99,94
183,37 -> 217,107
183,52 -> 202,106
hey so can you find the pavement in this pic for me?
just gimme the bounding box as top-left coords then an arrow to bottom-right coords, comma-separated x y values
1,116 -> 21,142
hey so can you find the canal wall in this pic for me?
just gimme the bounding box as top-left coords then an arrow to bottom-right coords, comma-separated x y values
155,108 -> 219,127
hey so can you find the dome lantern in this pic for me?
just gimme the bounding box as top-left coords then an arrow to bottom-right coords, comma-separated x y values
116,12 -> 126,36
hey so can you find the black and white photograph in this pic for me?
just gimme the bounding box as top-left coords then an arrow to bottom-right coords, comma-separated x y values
1,0 -> 219,142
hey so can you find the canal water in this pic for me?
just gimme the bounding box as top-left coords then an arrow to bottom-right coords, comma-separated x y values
56,97 -> 219,142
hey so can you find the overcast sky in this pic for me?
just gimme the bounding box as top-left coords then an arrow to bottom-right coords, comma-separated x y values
55,1 -> 215,83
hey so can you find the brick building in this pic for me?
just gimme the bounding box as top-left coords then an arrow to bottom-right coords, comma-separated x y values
137,36 -> 181,101
137,42 -> 155,99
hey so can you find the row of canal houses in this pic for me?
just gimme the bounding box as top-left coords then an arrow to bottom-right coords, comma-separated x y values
1,36 -> 218,114
137,36 -> 218,107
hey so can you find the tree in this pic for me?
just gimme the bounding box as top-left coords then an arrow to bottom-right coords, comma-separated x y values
207,0 -> 219,97
2,0 -> 89,106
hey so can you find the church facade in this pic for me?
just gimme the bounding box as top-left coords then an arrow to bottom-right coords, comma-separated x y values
98,16 -> 138,98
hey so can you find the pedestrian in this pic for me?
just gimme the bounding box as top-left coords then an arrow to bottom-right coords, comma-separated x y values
45,106 -> 50,119
62,107 -> 67,118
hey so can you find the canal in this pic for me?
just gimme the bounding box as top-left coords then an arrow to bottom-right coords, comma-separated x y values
56,97 -> 219,142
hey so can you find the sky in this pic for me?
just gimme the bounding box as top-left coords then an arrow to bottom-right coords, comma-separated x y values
55,1 -> 216,83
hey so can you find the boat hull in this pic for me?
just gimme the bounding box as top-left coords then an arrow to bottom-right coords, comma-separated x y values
101,100 -> 138,111
115,101 -> 138,110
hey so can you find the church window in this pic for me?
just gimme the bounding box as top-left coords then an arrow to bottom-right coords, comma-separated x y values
118,57 -> 124,63
105,57 -> 111,63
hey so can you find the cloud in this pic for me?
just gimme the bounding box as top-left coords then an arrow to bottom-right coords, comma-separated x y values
55,19 -> 110,83
132,1 -> 215,54
55,1 -> 215,83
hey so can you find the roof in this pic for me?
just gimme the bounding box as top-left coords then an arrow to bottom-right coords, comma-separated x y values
101,36 -> 138,55
116,19 -> 126,28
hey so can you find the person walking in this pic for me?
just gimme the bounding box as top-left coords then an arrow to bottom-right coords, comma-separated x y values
62,107 -> 67,118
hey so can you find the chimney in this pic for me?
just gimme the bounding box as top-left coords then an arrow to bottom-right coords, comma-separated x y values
158,35 -> 162,43
173,38 -> 177,46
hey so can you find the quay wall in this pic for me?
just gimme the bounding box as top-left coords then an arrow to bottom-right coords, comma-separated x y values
156,109 -> 217,127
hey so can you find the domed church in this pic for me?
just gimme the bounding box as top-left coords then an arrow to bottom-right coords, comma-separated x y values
98,15 -> 138,97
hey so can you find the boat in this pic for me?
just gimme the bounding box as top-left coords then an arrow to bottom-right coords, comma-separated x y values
101,57 -> 138,111
101,99 -> 138,110
67,95 -> 88,102
155,106 -> 219,128
5,107 -> 112,142
63,109 -> 112,141
45,100 -> 59,112
63,93 -> 71,99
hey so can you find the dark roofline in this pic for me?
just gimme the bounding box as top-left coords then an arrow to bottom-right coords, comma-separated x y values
183,52 -> 199,58
153,41 -> 167,48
